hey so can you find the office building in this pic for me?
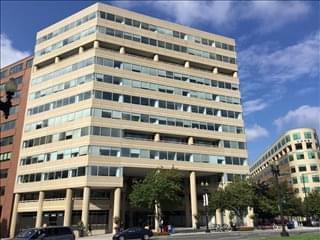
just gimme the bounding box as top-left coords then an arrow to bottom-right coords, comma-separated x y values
10,3 -> 249,236
250,128 -> 320,199
0,56 -> 33,238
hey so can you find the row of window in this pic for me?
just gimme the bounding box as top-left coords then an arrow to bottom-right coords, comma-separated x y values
20,144 -> 247,167
36,12 -> 97,44
95,73 -> 240,104
25,107 -> 243,134
17,166 -> 123,183
292,174 -> 320,184
0,60 -> 32,79
0,152 -> 12,162
32,55 -> 238,93
94,89 -> 242,119
98,11 -> 235,52
23,125 -> 245,150
291,151 -> 319,161
291,164 -> 318,173
0,120 -> 16,132
31,72 -> 240,106
28,88 -> 241,120
294,187 -> 320,194
0,136 -> 14,147
293,132 -> 313,140
97,25 -> 236,64
0,76 -> 23,91
36,26 -> 97,56
0,186 -> 5,196
27,91 -> 91,115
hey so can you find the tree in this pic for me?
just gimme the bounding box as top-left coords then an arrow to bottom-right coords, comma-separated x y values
129,168 -> 182,231
209,179 -> 253,226
304,190 -> 320,219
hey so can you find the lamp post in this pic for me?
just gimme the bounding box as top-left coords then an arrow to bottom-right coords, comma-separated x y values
0,78 -> 17,119
200,180 -> 210,233
270,161 -> 289,237
301,173 -> 310,226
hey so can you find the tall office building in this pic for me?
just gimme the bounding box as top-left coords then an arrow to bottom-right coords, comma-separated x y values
10,3 -> 249,236
250,128 -> 320,199
0,56 -> 33,238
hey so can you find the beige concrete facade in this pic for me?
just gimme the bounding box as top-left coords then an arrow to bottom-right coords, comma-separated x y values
11,2 -> 250,236
250,128 -> 320,199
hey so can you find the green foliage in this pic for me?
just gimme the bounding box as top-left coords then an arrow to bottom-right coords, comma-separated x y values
304,190 -> 320,219
129,168 -> 182,211
209,179 -> 253,225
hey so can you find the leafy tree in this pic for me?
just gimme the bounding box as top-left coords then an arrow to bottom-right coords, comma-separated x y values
209,179 -> 253,225
129,168 -> 182,230
304,190 -> 320,219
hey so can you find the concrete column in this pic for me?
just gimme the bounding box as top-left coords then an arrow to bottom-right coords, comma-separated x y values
233,71 -> 238,78
223,210 -> 230,224
153,54 -> 159,61
190,171 -> 198,229
213,67 -> 218,74
188,136 -> 194,145
246,207 -> 254,227
184,61 -> 190,68
93,40 -> 99,49
154,133 -> 160,142
215,209 -> 222,225
64,188 -> 73,226
9,193 -> 20,238
35,191 -> 45,227
79,46 -> 84,54
113,188 -> 121,233
119,47 -> 125,54
81,187 -> 90,228
55,56 -> 60,64
108,191 -> 114,233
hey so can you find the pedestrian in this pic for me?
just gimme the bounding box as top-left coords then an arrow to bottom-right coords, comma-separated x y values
88,224 -> 92,236
160,219 -> 164,232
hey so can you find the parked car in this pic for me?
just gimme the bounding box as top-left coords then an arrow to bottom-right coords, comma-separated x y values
286,221 -> 295,229
113,227 -> 153,240
15,226 -> 75,240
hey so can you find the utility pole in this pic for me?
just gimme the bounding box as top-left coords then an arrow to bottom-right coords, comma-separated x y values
271,161 -> 289,237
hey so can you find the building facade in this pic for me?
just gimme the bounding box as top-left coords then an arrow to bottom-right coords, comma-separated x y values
250,128 -> 320,199
0,56 -> 33,238
10,3 -> 249,236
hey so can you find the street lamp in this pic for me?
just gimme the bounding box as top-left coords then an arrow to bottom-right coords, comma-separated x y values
200,180 -> 210,233
0,78 -> 17,119
270,161 -> 289,237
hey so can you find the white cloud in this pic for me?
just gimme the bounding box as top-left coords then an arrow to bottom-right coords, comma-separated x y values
246,124 -> 269,141
243,98 -> 269,115
0,33 -> 30,67
111,1 -> 310,32
274,105 -> 320,132
243,1 -> 310,32
239,31 -> 320,102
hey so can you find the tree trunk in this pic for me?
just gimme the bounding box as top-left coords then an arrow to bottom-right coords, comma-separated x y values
154,201 -> 161,232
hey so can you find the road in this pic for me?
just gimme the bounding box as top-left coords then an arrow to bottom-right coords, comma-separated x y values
82,227 -> 320,240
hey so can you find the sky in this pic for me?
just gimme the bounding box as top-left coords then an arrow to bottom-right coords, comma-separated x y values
1,0 -> 319,164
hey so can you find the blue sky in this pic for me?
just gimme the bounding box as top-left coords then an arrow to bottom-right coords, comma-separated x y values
1,1 -> 319,164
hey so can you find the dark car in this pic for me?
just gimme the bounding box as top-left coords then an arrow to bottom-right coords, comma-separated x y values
113,227 -> 153,240
15,226 -> 75,240
286,221 -> 295,229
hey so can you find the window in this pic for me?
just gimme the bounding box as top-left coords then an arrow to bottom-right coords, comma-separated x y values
290,167 -> 296,173
306,142 -> 312,149
0,186 -> 5,196
0,169 -> 8,179
296,153 -> 304,160
312,175 -> 320,183
292,177 -> 298,184
304,132 -> 312,139
300,175 -> 308,183
310,165 -> 318,171
307,152 -> 315,159
298,166 -> 307,172
288,154 -> 294,161
295,143 -> 303,150
0,152 -> 12,161
293,133 -> 301,140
